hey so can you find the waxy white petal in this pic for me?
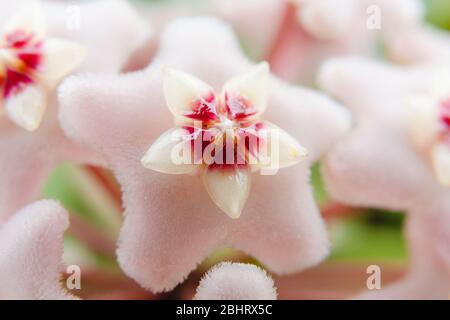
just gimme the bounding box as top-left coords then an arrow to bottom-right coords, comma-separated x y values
39,38 -> 86,87
203,165 -> 251,219
431,143 -> 450,187
258,122 -> 308,172
163,67 -> 215,118
141,127 -> 197,174
5,85 -> 46,131
4,0 -> 46,41
223,62 -> 269,115
431,69 -> 450,100
406,95 -> 439,149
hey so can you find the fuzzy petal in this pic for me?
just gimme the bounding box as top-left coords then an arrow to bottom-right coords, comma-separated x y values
0,200 -> 76,300
194,262 -> 277,300
268,78 -> 351,164
318,57 -> 421,117
354,213 -> 450,300
42,0 -> 148,73
229,165 -> 330,274
323,122 -> 437,210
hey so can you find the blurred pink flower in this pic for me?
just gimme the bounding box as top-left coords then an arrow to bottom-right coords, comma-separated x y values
0,200 -> 76,300
319,57 -> 450,299
387,24 -> 450,65
58,17 -> 350,293
194,262 -> 277,300
0,0 -> 148,222
214,0 -> 423,84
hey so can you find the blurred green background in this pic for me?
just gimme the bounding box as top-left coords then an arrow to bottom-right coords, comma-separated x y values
43,0 -> 450,270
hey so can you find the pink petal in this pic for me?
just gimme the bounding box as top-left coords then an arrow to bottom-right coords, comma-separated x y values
194,262 -> 277,300
322,122 -> 438,211
355,213 -> 450,300
319,57 -> 441,210
212,0 -> 284,59
42,0 -> 148,73
228,165 -> 330,274
387,26 -> 450,65
0,0 -> 143,219
0,200 -> 76,300
268,78 -> 351,164
0,106 -> 100,222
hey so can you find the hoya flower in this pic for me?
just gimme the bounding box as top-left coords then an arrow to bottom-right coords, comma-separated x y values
318,57 -> 450,299
0,0 -> 147,221
0,1 -> 85,131
194,262 -> 277,300
387,22 -> 450,65
0,200 -> 76,300
59,17 -> 350,292
141,62 -> 308,218
214,0 -> 423,83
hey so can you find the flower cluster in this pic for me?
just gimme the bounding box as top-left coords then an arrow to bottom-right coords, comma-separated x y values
0,0 -> 449,300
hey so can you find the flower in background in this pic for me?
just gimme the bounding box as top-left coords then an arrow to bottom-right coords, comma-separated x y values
59,17 -> 350,293
318,57 -> 450,299
194,262 -> 277,300
0,1 -> 85,131
0,0 -> 148,222
214,0 -> 423,84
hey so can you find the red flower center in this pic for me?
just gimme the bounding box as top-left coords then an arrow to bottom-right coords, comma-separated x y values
182,92 -> 265,167
0,30 -> 43,99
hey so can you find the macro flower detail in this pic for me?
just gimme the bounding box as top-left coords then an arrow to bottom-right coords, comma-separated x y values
59,17 -> 350,292
407,77 -> 450,186
141,63 -> 307,218
0,1 -> 85,131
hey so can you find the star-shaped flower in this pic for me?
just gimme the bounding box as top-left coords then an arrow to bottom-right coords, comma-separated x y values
59,17 -> 350,292
0,200 -> 76,299
141,63 -> 308,218
0,0 -> 148,221
0,1 -> 85,131
213,0 -> 423,83
318,56 -> 450,299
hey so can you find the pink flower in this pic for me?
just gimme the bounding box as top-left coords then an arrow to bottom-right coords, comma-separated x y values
194,262 -> 277,300
387,23 -> 450,65
319,57 -> 450,299
0,0 -> 148,222
59,17 -> 350,292
141,63 -> 308,218
0,200 -> 76,300
214,0 -> 423,83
